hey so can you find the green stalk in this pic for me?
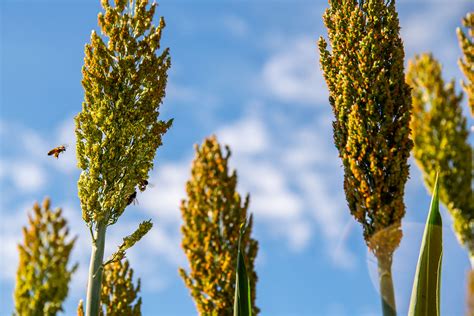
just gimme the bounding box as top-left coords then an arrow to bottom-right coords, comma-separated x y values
377,254 -> 397,316
86,224 -> 107,316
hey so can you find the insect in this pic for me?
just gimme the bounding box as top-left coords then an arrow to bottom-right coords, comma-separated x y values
127,191 -> 138,206
47,145 -> 67,158
138,179 -> 149,192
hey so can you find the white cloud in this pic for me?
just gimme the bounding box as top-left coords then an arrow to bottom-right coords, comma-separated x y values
262,36 -> 328,105
281,220 -> 312,252
237,159 -> 310,251
0,234 -> 21,282
298,172 -> 345,239
218,115 -> 269,155
236,160 -> 303,221
282,127 -> 336,168
20,128 -> 49,160
217,114 -> 305,224
296,170 -> 356,269
0,117 -> 79,199
215,112 -> 356,261
139,161 -> 190,223
251,190 -> 303,220
10,161 -> 47,192
140,228 -> 185,266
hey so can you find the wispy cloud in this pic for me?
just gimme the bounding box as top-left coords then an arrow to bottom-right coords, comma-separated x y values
262,36 -> 328,105
9,161 -> 47,192
0,117 -> 78,188
215,111 -> 356,265
139,162 -> 189,223
219,115 -> 269,155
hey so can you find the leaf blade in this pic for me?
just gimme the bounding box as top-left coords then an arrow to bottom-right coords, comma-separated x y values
409,174 -> 443,316
234,223 -> 252,316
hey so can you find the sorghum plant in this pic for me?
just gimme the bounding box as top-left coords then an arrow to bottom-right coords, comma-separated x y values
179,136 -> 259,315
406,53 -> 473,266
78,300 -> 85,316
319,1 -> 413,315
77,259 -> 141,316
100,259 -> 142,315
457,12 -> 474,115
75,0 -> 172,314
14,198 -> 77,316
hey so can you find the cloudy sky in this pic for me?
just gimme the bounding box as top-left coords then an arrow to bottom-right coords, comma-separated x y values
0,0 -> 472,315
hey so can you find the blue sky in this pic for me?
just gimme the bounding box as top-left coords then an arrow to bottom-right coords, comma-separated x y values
0,0 -> 472,315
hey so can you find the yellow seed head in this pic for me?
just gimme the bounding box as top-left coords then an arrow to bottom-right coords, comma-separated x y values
179,136 -> 259,315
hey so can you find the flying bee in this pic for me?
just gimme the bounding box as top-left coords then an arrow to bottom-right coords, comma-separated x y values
126,190 -> 138,206
47,145 -> 67,159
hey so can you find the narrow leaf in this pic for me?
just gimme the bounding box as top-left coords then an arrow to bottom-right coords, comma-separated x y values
234,223 -> 252,316
409,174 -> 443,316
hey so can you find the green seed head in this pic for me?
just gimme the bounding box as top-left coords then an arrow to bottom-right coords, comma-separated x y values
14,198 -> 77,316
76,0 -> 172,227
457,12 -> 474,115
406,53 -> 473,256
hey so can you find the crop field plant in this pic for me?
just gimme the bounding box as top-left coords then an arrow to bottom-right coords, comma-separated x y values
4,1 -> 472,316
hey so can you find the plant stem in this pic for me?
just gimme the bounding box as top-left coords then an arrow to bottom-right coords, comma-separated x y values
86,223 -> 107,316
377,254 -> 397,316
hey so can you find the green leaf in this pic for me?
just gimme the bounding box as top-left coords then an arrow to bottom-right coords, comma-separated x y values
234,223 -> 252,316
409,174 -> 443,316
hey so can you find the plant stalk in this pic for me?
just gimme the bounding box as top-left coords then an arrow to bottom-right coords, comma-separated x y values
377,254 -> 397,316
86,223 -> 107,316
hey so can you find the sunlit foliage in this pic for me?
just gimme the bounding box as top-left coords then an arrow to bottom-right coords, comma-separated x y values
75,0 -> 172,312
100,259 -> 142,315
318,0 -> 412,258
457,12 -> 474,115
319,1 -> 412,314
179,136 -> 259,315
406,53 -> 473,262
14,198 -> 77,316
